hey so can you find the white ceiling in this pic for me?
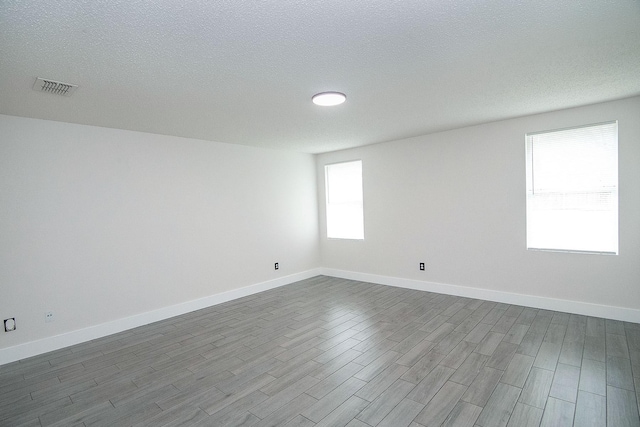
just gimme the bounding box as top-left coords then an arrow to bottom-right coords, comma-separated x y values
1,1 -> 639,153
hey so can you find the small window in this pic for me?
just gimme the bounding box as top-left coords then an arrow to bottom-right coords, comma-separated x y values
525,121 -> 618,254
325,160 -> 364,240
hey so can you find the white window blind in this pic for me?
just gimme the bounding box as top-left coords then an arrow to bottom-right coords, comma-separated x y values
526,121 -> 618,254
325,160 -> 364,240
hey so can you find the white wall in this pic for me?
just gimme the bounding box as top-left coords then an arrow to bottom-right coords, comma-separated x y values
2,96 -> 639,364
316,96 -> 640,317
0,115 -> 320,354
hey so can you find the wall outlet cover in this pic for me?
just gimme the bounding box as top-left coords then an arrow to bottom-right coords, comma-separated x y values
4,318 -> 16,332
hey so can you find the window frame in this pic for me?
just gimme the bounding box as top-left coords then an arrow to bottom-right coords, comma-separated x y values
525,121 -> 619,255
324,160 -> 365,240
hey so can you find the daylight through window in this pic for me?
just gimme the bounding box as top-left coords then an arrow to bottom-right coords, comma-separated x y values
525,122 -> 618,254
325,160 -> 364,240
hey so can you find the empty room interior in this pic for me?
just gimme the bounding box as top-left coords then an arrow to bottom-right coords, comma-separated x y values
1,1 -> 640,426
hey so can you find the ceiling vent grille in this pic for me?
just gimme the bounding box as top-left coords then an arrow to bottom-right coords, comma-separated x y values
33,77 -> 78,97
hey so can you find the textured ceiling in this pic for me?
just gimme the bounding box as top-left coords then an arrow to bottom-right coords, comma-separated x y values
1,0 -> 639,153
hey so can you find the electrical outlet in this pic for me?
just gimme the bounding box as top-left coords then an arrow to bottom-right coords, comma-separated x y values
419,262 -> 425,271
45,311 -> 54,323
4,318 -> 16,332
274,262 -> 279,270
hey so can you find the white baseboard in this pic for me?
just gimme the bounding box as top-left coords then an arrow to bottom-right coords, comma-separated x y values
3,267 -> 638,366
0,269 -> 322,366
320,268 -> 640,323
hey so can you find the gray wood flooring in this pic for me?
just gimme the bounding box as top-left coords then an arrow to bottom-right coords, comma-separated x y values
1,276 -> 639,426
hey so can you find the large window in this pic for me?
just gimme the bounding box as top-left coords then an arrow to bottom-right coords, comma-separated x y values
525,121 -> 618,254
325,160 -> 364,240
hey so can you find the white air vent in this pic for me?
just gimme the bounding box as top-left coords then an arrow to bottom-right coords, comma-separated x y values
33,77 -> 78,96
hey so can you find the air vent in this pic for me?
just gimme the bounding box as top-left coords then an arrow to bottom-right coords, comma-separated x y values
33,77 -> 78,97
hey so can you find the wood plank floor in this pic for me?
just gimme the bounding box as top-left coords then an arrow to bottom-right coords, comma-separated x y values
1,276 -> 639,426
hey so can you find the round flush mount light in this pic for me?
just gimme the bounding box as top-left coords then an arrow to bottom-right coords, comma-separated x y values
312,91 -> 346,106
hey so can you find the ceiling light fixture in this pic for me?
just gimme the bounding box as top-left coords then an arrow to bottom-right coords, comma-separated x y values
312,91 -> 346,106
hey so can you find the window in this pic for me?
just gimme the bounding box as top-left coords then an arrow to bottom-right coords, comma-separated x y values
526,121 -> 618,254
325,160 -> 364,239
